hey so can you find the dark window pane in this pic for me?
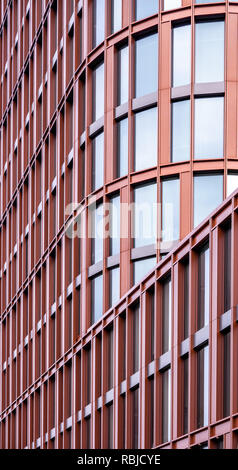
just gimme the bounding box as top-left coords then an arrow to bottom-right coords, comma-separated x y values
108,327 -> 114,390
183,261 -> 189,339
223,331 -> 230,418
107,403 -> 114,448
223,225 -> 231,313
132,387 -> 139,448
162,277 -> 172,354
132,305 -> 140,373
162,368 -> 171,443
197,243 -> 210,330
197,345 -> 209,428
183,357 -> 189,435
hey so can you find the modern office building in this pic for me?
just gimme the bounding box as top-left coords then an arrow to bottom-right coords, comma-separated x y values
1,0 -> 238,449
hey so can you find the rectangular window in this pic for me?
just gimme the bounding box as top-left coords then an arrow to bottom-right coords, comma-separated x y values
91,274 -> 103,323
172,100 -> 190,162
193,173 -> 223,227
162,368 -> 171,443
109,194 -> 120,256
223,225 -> 231,314
117,118 -> 128,177
197,345 -> 209,429
91,202 -> 104,265
111,0 -> 122,33
132,387 -> 139,448
86,347 -> 91,405
172,24 -> 191,87
183,357 -> 189,435
132,304 -> 140,374
227,171 -> 238,197
163,0 -> 181,10
109,267 -> 120,307
135,33 -> 158,98
93,0 -> 105,48
183,261 -> 189,339
92,131 -> 104,191
135,107 -> 157,171
118,45 -> 129,106
162,276 -> 172,354
162,177 -> 180,244
197,243 -> 210,330
133,182 -> 157,248
194,97 -> 224,159
195,21 -> 224,84
133,257 -> 156,285
135,0 -> 158,21
92,62 -> 104,122
107,404 -> 114,448
108,327 -> 114,390
223,330 -> 230,418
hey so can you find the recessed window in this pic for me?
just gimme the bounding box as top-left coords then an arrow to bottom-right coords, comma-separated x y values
195,20 -> 224,84
133,256 -> 156,285
193,173 -> 223,227
182,357 -> 189,435
135,0 -> 158,21
223,224 -> 231,314
133,182 -> 157,248
92,131 -> 104,191
109,266 -> 120,307
197,243 -> 210,330
223,330 -> 231,418
92,61 -> 104,122
227,172 -> 238,197
111,0 -> 122,34
163,0 -> 181,10
161,177 -> 180,244
194,97 -> 224,159
172,100 -> 190,162
134,107 -> 157,171
91,202 -> 104,265
132,304 -> 140,373
117,118 -> 128,177
172,24 -> 191,87
162,368 -> 171,443
183,260 -> 189,340
92,0 -> 105,48
197,345 -> 209,429
162,276 -> 172,354
118,45 -> 129,106
109,194 -> 120,256
91,273 -> 103,323
135,33 -> 158,98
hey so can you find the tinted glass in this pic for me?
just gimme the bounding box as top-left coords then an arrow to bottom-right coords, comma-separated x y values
134,182 -> 157,248
93,0 -> 105,48
133,257 -> 156,285
91,203 -> 104,265
135,33 -> 158,98
197,345 -> 209,428
92,131 -> 104,191
162,178 -> 180,243
194,97 -> 224,159
111,0 -> 122,33
91,274 -> 103,323
135,0 -> 158,20
172,24 -> 191,87
162,277 -> 172,354
162,368 -> 171,443
109,267 -> 120,307
118,45 -> 129,105
117,118 -> 128,177
172,100 -> 190,162
198,244 -> 210,330
194,174 -> 223,227
109,194 -> 120,256
93,62 -> 104,122
195,21 -> 224,83
135,107 -> 157,171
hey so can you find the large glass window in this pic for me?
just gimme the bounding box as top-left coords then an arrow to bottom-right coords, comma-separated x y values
164,0 -> 181,10
172,100 -> 190,162
227,172 -> 238,197
91,202 -> 104,265
134,107 -> 157,171
195,21 -> 224,84
194,97 -> 224,159
193,173 -> 223,227
109,194 -> 120,256
111,0 -> 122,34
92,131 -> 104,191
197,345 -> 209,429
109,267 -> 120,307
135,33 -> 158,98
91,273 -> 103,323
117,118 -> 128,177
161,177 -> 180,243
92,62 -> 104,122
197,243 -> 210,330
118,45 -> 129,106
162,276 -> 172,354
133,257 -> 156,285
172,24 -> 191,87
135,0 -> 158,21
133,182 -> 157,248
93,0 -> 105,48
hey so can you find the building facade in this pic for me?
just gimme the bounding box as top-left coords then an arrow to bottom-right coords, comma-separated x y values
1,0 -> 238,449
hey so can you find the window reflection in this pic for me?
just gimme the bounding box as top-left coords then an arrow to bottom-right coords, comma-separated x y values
134,107 -> 157,171
194,97 -> 224,159
135,33 -> 158,98
193,173 -> 223,227
172,24 -> 191,87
